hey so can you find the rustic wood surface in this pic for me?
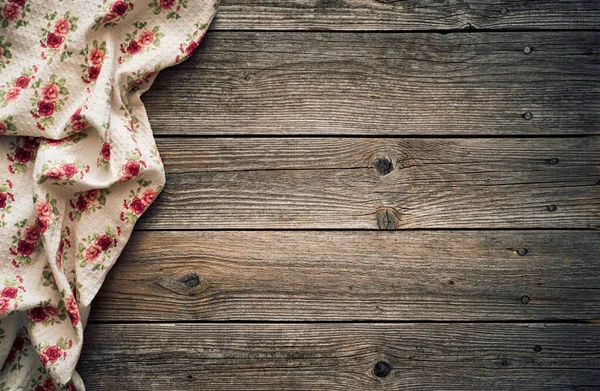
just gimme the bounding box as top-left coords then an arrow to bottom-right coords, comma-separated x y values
136,137 -> 600,229
90,230 -> 600,322
211,0 -> 600,31
79,323 -> 600,390
80,1 -> 600,388
143,31 -> 600,136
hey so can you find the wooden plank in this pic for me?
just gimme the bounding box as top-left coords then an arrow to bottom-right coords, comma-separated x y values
211,0 -> 600,31
144,31 -> 600,136
136,137 -> 599,229
78,323 -> 600,390
90,230 -> 600,322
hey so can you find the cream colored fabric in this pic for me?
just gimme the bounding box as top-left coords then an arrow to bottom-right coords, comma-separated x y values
0,0 -> 217,389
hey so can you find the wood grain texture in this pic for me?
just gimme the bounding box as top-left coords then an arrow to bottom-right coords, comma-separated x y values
136,137 -> 600,229
211,0 -> 600,31
78,323 -> 600,390
90,230 -> 600,322
143,31 -> 600,136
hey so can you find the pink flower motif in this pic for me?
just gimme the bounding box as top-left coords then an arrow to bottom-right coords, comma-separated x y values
44,167 -> 64,180
36,201 -> 52,218
138,30 -> 155,46
46,32 -> 65,49
159,0 -> 175,9
5,87 -> 21,101
37,101 -> 56,117
89,48 -> 104,65
1,286 -> 18,299
125,40 -> 142,55
84,245 -> 102,261
141,189 -> 157,206
13,76 -> 31,89
0,121 -> 6,135
2,3 -> 19,21
41,83 -> 60,101
54,19 -> 71,35
129,197 -> 145,215
60,163 -> 79,178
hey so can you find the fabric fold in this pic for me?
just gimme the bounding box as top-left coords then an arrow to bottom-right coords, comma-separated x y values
0,0 -> 218,389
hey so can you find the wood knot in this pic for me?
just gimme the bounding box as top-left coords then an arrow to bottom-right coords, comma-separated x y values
376,208 -> 398,230
374,156 -> 394,176
373,360 -> 391,377
179,273 -> 200,288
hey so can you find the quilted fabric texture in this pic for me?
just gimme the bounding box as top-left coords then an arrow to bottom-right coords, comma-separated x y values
0,0 -> 218,389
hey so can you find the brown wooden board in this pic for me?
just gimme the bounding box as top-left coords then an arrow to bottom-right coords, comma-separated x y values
143,31 -> 600,136
211,0 -> 600,31
78,323 -> 600,390
89,230 -> 600,322
135,137 -> 600,229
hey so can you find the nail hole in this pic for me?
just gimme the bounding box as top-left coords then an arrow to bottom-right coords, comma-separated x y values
373,360 -> 391,378
524,46 -> 532,55
517,248 -> 528,256
549,158 -> 559,165
547,204 -> 557,212
521,295 -> 531,304
501,359 -> 509,367
448,280 -> 455,286
500,7 -> 509,15
523,112 -> 533,120
533,345 -> 543,353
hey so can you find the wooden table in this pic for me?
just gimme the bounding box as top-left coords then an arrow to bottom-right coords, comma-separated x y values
78,1 -> 600,389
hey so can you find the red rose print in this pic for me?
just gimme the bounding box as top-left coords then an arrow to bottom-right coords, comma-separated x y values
129,197 -> 145,215
185,41 -> 198,57
84,245 -> 102,261
101,12 -> 117,23
0,121 -> 6,134
36,201 -> 52,218
71,108 -> 82,121
101,143 -> 111,161
85,189 -> 100,201
13,335 -> 25,351
2,3 -> 19,21
37,101 -> 56,117
13,76 -> 31,89
90,48 -> 104,65
22,137 -> 40,150
46,33 -> 65,49
125,40 -> 142,55
36,217 -> 49,233
24,226 -> 40,242
88,65 -> 101,81
141,189 -> 157,206
0,297 -> 10,314
71,119 -> 87,132
95,234 -> 113,251
110,0 -> 129,15
17,240 -> 36,256
41,83 -> 60,101
5,87 -> 20,101
43,138 -> 64,147
66,296 -> 79,326
8,0 -> 26,6
41,377 -> 57,391
139,31 -> 155,46
44,306 -> 59,317
159,0 -> 176,9
0,192 -> 6,208
54,19 -> 71,35
61,163 -> 79,178
123,160 -> 140,177
1,286 -> 18,299
43,345 -> 63,364
13,147 -> 33,163
65,382 -> 77,391
28,306 -> 48,322
75,194 -> 88,212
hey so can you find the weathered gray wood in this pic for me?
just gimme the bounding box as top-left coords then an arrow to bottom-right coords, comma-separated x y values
211,0 -> 600,31
90,230 -> 600,322
78,323 -> 600,390
137,137 -> 599,229
144,31 -> 600,135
